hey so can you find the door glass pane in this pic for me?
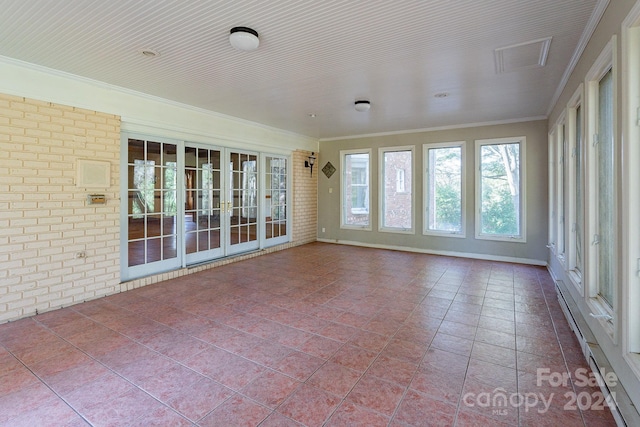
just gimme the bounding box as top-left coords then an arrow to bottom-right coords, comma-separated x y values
265,156 -> 287,241
185,147 -> 221,257
127,138 -> 178,267
229,152 -> 258,247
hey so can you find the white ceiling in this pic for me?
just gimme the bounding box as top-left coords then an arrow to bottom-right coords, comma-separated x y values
0,0 -> 604,140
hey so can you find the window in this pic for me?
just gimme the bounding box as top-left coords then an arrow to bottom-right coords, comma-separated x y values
424,142 -> 465,237
585,36 -> 616,324
624,13 -> 640,354
596,68 -> 615,307
341,150 -> 371,229
548,128 -> 557,251
557,119 -> 567,259
575,104 -> 584,276
566,85 -> 584,291
565,85 -> 585,295
475,137 -> 525,241
380,147 -> 414,232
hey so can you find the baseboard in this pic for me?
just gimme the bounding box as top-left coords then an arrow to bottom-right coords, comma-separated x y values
316,238 -> 547,266
554,279 -> 638,427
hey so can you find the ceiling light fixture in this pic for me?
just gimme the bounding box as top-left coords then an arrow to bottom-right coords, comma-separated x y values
354,100 -> 370,112
139,49 -> 159,58
229,27 -> 260,51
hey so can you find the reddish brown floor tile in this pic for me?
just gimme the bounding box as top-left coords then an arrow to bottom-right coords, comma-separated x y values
0,243 -> 619,426
127,406 -> 192,427
260,412 -> 304,427
81,388 -> 164,427
346,374 -> 405,417
241,369 -> 301,409
198,395 -> 271,427
167,377 -> 234,421
326,400 -> 390,426
274,350 -> 324,381
185,346 -> 265,390
393,389 -> 457,426
368,355 -> 417,386
420,347 -> 470,376
307,361 -> 361,397
471,341 -> 517,369
0,382 -> 61,423
277,384 -> 341,427
329,344 -> 377,372
410,365 -> 464,405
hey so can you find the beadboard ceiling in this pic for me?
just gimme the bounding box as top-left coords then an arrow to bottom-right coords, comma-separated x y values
0,0 -> 605,140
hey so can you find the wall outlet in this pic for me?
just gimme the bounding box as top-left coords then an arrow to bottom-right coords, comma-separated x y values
322,227 -> 326,233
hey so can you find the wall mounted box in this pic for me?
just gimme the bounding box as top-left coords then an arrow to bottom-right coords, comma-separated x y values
77,159 -> 110,188
87,194 -> 106,205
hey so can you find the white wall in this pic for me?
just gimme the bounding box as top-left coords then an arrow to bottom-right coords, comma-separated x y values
318,120 -> 549,265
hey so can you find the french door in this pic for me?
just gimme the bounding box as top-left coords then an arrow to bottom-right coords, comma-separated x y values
184,145 -> 224,264
123,137 -> 273,280
227,151 -> 259,255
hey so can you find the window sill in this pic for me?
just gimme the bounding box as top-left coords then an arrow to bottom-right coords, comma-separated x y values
340,224 -> 372,231
587,297 -> 615,343
475,233 -> 526,243
379,227 -> 414,235
423,230 -> 466,239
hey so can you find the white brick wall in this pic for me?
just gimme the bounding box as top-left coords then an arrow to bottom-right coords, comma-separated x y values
292,149 -> 319,244
0,94 -> 121,322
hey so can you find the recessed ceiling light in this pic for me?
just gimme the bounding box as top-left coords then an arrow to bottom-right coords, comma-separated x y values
139,49 -> 160,58
434,92 -> 449,98
308,113 -> 317,118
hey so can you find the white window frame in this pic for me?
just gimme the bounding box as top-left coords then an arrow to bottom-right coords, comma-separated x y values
475,137 -> 526,242
556,114 -> 567,264
622,5 -> 640,358
548,128 -> 557,253
378,145 -> 415,234
566,84 -> 585,295
584,35 -> 616,338
423,141 -> 466,238
340,149 -> 372,230
261,153 -> 292,248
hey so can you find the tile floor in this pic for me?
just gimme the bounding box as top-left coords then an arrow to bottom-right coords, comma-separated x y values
0,243 -> 618,426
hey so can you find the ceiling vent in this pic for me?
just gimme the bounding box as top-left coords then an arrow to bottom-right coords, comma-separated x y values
494,37 -> 552,73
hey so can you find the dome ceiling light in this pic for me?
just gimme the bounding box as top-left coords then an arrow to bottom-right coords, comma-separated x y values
354,100 -> 371,112
229,26 -> 260,51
